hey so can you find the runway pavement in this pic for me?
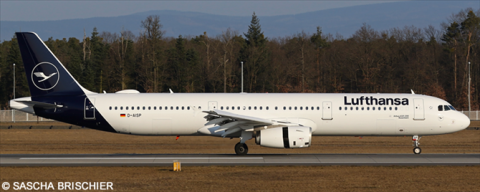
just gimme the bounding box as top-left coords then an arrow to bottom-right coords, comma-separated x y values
1,154 -> 479,166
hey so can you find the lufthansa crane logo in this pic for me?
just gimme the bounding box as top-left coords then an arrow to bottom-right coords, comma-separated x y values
31,62 -> 60,90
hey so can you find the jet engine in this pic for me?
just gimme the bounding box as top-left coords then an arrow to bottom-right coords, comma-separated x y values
255,126 -> 312,148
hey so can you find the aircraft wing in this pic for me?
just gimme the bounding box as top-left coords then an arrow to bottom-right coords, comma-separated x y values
204,109 -> 273,125
201,109 -> 293,137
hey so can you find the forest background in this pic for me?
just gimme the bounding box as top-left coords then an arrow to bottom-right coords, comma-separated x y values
0,8 -> 479,110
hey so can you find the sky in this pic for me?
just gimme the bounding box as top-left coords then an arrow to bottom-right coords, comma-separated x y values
0,0 -> 398,21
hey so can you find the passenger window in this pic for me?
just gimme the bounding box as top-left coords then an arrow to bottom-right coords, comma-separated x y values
283,107 -> 286,110
231,106 -> 233,110
237,106 -> 240,110
148,106 -> 151,110
339,107 -> 342,110
275,106 -> 278,110
260,106 -> 262,110
249,106 -> 251,110
221,106 -> 224,110
187,106 -> 190,110
254,106 -> 257,110
367,107 -> 369,110
378,107 -> 381,110
115,106 -> 117,110
126,107 -> 129,110
344,107 -> 347,110
384,107 -> 386,110
137,106 -> 140,110
176,106 -> 179,110
181,106 -> 184,110
311,107 -> 314,110
153,106 -> 156,110
395,107 -> 398,110
159,106 -> 162,110
317,107 -> 320,110
109,106 -> 112,110
361,107 -> 364,110
143,106 -> 145,110
294,107 -> 297,110
372,107 -> 375,111
289,107 -> 292,110
350,107 -> 353,110
389,107 -> 392,110
305,106 -> 308,110
199,106 -> 201,109
171,106 -> 174,110
266,106 -> 269,110
120,106 -> 123,110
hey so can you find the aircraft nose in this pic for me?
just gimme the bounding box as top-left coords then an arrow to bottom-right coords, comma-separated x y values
461,115 -> 470,129
458,113 -> 470,130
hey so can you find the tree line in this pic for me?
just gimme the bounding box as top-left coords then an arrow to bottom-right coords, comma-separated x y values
0,9 -> 479,110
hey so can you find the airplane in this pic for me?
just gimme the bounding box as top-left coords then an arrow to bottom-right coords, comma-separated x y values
9,32 -> 470,155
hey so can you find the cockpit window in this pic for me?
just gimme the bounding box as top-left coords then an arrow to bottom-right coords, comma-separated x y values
444,105 -> 450,111
438,105 -> 443,111
448,105 -> 456,110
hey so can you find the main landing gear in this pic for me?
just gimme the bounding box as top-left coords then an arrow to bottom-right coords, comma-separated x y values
412,135 -> 422,154
235,143 -> 248,155
234,131 -> 253,155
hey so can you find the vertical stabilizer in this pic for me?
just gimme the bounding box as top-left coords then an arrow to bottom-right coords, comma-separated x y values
15,32 -> 93,98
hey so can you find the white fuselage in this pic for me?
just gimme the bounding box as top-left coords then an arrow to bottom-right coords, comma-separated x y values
90,93 -> 469,136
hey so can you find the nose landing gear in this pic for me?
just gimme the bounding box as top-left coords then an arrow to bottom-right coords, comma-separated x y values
412,135 -> 422,154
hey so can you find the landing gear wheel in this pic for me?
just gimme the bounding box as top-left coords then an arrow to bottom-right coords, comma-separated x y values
412,135 -> 422,155
235,142 -> 248,155
413,147 -> 422,154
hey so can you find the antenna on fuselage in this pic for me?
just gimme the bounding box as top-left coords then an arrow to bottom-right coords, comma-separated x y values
241,61 -> 244,93
169,89 -> 174,94
411,89 -> 415,94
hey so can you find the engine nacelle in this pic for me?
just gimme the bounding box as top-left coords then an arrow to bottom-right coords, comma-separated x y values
255,126 -> 312,148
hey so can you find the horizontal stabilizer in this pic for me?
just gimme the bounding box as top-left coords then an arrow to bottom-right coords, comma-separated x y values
9,97 -> 58,114
16,100 -> 59,109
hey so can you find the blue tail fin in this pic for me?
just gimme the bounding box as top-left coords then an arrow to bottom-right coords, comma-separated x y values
15,32 -> 91,97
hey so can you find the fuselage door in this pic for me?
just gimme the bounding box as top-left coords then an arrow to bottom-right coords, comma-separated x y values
84,97 -> 95,120
413,98 -> 425,120
322,101 -> 333,120
208,101 -> 218,111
